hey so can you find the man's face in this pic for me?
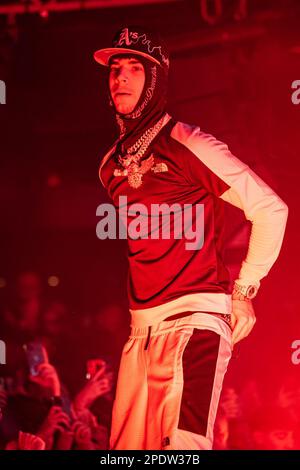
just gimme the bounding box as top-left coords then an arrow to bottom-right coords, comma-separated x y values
109,56 -> 145,114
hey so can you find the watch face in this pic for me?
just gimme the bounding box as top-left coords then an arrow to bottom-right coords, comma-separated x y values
247,285 -> 257,299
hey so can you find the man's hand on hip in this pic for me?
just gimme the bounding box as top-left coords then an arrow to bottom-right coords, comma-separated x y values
231,296 -> 256,348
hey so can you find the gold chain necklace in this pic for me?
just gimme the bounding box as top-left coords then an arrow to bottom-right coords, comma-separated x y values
116,115 -> 165,188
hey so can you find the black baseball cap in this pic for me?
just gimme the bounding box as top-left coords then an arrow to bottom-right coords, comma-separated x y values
94,26 -> 169,68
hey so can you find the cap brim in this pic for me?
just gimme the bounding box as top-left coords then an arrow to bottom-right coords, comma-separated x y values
93,47 -> 160,66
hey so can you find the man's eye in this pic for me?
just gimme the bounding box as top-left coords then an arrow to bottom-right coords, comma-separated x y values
132,66 -> 142,71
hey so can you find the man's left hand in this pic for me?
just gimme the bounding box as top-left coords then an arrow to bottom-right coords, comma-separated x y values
231,297 -> 256,347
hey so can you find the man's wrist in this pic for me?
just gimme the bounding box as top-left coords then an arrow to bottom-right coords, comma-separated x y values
232,291 -> 250,301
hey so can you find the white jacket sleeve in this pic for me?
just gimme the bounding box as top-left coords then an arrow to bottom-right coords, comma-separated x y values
219,172 -> 288,286
171,122 -> 289,288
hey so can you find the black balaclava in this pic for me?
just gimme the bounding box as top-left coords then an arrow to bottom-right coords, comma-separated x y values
107,53 -> 169,155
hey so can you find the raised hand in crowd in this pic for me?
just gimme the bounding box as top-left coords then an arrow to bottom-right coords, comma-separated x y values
73,366 -> 113,413
71,419 -> 94,450
37,406 -> 71,450
29,363 -> 61,397
70,413 -> 109,450
6,431 -> 46,450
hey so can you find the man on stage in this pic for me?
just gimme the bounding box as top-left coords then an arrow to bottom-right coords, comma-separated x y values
94,26 -> 288,450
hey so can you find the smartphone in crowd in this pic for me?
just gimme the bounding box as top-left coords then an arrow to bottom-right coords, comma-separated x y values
23,342 -> 48,376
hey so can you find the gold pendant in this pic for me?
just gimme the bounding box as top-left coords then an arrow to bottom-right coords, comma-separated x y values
128,173 -> 143,188
128,163 -> 143,188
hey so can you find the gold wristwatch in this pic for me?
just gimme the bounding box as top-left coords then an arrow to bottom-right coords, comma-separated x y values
232,281 -> 259,300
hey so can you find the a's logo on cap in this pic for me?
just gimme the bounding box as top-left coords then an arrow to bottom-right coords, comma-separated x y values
113,27 -> 169,68
114,28 -> 138,47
